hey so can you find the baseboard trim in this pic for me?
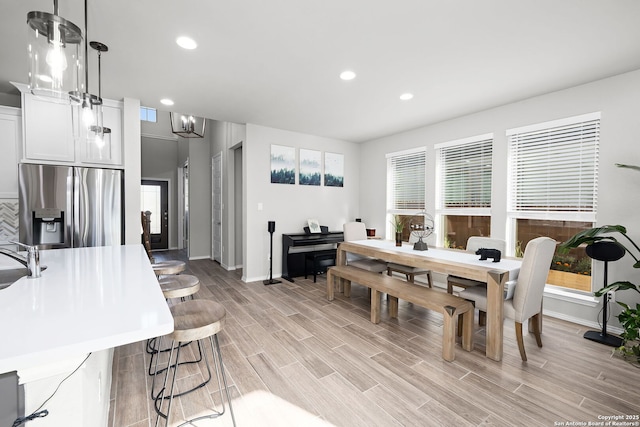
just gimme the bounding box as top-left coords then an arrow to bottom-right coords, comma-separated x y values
245,274 -> 281,283
543,308 -> 624,335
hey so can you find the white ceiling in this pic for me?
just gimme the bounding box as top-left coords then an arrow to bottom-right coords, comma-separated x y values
2,0 -> 640,143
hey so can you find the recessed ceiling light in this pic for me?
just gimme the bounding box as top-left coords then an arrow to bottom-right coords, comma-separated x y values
340,70 -> 356,81
176,36 -> 197,50
400,93 -> 414,101
160,98 -> 174,106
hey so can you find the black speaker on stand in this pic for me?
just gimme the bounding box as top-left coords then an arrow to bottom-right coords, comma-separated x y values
264,221 -> 281,285
583,241 -> 624,347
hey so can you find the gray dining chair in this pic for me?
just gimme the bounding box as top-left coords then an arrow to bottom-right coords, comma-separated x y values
386,232 -> 435,287
343,222 -> 387,273
458,236 -> 556,361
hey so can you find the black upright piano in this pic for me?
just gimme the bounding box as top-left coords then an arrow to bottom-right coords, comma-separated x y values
281,231 -> 343,282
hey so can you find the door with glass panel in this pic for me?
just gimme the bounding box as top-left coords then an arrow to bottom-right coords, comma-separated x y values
141,179 -> 169,250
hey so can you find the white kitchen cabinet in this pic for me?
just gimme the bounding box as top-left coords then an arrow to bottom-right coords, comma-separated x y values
20,349 -> 113,427
0,106 -> 21,198
22,92 -> 75,162
13,82 -> 123,167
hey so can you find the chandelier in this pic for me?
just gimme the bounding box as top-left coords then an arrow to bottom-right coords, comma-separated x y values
170,112 -> 206,138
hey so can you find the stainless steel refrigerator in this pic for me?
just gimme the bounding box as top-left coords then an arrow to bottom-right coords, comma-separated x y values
18,163 -> 124,249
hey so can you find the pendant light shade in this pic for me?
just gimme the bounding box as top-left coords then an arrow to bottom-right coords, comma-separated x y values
72,41 -> 112,153
71,91 -> 104,145
27,2 -> 84,101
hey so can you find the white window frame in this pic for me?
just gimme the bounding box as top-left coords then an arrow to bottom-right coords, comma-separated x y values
506,112 -> 600,293
140,106 -> 157,123
386,147 -> 426,238
434,134 -> 493,245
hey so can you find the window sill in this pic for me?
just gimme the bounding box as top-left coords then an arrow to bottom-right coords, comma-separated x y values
544,284 -> 598,307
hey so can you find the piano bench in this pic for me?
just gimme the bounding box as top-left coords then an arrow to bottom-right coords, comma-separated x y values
304,249 -> 337,282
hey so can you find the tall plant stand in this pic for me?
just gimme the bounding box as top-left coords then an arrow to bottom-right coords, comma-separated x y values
583,241 -> 624,347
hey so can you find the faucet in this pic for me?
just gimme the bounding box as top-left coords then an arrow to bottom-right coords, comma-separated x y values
0,241 -> 42,278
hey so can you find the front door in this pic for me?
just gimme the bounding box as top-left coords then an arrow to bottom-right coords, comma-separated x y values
141,179 -> 169,250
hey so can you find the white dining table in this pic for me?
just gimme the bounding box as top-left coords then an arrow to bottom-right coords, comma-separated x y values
335,239 -> 522,361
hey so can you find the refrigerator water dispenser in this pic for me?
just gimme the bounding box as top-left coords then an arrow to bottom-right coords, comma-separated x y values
33,208 -> 65,245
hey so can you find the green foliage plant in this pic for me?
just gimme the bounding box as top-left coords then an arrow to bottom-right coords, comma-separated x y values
559,224 -> 640,364
515,241 -> 524,258
390,215 -> 405,233
558,225 -> 640,268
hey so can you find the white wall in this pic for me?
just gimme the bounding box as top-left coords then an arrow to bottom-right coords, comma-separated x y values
140,109 -> 176,140
244,124 -> 361,282
209,121 -> 245,271
123,97 -> 142,245
359,69 -> 640,329
187,136 -> 212,259
234,146 -> 243,268
0,92 -> 19,108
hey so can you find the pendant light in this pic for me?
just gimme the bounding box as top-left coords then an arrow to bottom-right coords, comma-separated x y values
70,0 -> 104,146
90,41 -> 111,149
27,0 -> 84,101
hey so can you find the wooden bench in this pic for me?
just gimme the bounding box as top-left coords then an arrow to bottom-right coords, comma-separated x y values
326,265 -> 474,361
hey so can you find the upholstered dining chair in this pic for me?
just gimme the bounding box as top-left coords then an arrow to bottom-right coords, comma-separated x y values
386,233 -> 435,287
458,236 -> 556,361
447,236 -> 507,294
343,222 -> 387,273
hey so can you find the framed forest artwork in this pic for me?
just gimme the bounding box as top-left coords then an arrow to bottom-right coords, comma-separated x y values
299,149 -> 321,186
324,152 -> 344,187
270,145 -> 295,184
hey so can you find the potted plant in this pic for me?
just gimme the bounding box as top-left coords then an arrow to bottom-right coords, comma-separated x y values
390,215 -> 405,247
595,281 -> 640,365
559,225 -> 640,365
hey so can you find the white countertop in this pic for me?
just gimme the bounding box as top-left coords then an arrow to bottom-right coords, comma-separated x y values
0,244 -> 174,374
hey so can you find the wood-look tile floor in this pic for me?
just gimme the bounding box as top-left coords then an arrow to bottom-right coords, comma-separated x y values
109,252 -> 640,427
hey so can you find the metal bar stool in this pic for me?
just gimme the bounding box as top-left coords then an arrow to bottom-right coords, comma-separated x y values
152,260 -> 186,276
153,299 -> 236,427
159,274 -> 200,299
147,274 -> 201,377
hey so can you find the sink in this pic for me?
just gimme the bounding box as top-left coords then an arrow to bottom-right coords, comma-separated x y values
0,268 -> 28,290
0,266 -> 46,290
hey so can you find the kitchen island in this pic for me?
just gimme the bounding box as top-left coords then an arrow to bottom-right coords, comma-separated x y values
0,244 -> 173,426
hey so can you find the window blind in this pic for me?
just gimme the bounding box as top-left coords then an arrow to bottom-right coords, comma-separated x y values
507,115 -> 599,214
437,137 -> 493,208
388,149 -> 426,210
